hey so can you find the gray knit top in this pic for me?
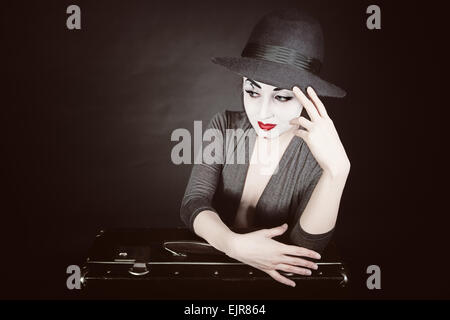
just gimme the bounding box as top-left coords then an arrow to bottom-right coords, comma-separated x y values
180,110 -> 334,254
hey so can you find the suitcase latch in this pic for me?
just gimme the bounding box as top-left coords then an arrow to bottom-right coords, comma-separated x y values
128,262 -> 149,276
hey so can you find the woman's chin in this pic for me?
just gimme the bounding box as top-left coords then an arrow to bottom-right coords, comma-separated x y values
256,129 -> 281,139
258,126 -> 293,139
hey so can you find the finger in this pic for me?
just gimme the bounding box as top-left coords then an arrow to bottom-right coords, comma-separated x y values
282,244 -> 321,260
307,86 -> 329,119
292,86 -> 320,122
289,116 -> 313,130
279,255 -> 319,270
266,269 -> 296,287
263,223 -> 288,238
275,263 -> 312,276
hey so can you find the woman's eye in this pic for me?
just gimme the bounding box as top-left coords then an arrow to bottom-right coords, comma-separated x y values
276,95 -> 293,102
245,90 -> 259,98
245,90 -> 292,102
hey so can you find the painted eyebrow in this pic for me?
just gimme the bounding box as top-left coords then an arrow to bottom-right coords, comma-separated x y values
245,79 -> 284,91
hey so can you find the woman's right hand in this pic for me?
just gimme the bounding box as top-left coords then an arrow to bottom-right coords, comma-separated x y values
225,223 -> 321,287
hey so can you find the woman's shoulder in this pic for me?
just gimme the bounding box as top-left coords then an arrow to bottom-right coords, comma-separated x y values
208,109 -> 250,131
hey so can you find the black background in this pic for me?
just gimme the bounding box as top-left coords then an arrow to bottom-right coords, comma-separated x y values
3,0 -> 449,299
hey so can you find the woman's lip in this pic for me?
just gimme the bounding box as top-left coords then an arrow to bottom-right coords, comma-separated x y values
258,121 -> 277,131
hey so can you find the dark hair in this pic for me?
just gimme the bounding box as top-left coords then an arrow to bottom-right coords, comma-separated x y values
236,77 -> 244,111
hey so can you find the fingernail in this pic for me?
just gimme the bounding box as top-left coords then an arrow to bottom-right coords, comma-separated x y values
306,270 -> 312,276
313,264 -> 318,270
291,283 -> 296,287
316,254 -> 321,259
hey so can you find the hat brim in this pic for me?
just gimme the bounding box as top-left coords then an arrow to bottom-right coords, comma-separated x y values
211,56 -> 346,98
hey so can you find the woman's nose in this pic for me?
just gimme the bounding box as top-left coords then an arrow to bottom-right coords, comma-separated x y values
258,98 -> 273,119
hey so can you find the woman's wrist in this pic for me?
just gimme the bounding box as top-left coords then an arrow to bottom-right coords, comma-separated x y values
193,210 -> 240,257
223,231 -> 240,258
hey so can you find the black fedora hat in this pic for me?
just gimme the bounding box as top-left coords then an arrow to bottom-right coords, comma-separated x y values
211,8 -> 346,98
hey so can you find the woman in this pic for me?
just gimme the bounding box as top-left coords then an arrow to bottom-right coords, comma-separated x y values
180,8 -> 350,287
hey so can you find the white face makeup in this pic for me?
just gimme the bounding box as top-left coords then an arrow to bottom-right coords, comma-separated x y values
242,77 -> 302,139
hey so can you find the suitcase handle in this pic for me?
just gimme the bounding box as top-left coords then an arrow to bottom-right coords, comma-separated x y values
163,240 -> 226,257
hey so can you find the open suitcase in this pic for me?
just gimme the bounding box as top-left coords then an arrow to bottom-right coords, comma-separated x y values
80,228 -> 350,299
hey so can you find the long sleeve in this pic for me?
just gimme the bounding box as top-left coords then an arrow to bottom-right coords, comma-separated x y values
288,152 -> 335,254
180,111 -> 227,233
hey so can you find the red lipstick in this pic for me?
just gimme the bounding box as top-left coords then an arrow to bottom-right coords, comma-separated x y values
258,121 -> 277,131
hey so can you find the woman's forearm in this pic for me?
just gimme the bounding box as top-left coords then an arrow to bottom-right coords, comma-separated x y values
193,210 -> 237,255
299,168 -> 350,234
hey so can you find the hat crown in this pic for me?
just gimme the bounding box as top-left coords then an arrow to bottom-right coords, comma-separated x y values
246,9 -> 324,62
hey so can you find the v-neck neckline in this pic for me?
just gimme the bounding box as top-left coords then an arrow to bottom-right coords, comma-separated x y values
240,128 -> 300,214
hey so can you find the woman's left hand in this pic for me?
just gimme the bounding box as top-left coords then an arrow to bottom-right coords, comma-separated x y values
290,86 -> 350,177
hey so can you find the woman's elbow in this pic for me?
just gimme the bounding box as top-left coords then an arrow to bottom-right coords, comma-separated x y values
288,224 -> 335,256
